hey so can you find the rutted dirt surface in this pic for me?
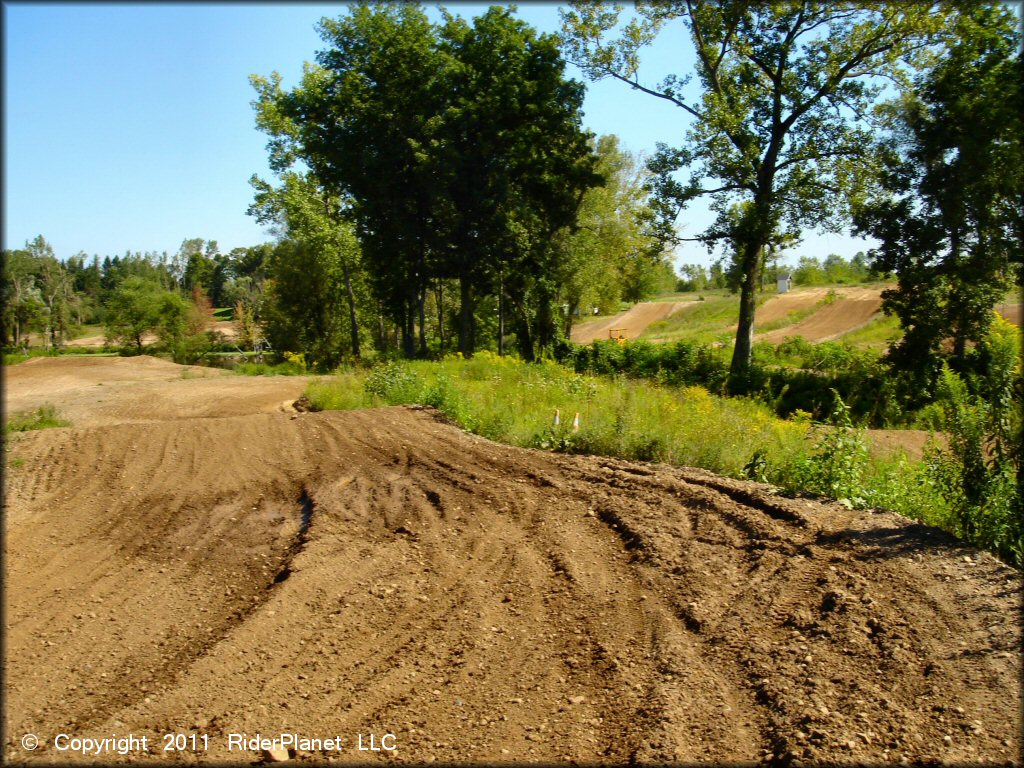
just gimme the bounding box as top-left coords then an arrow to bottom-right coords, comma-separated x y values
757,287 -> 884,344
570,302 -> 692,343
3,357 -> 1021,765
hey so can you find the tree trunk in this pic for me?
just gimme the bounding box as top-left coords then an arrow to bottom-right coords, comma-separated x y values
435,283 -> 445,354
564,298 -> 578,340
536,285 -> 556,355
498,272 -> 505,357
401,300 -> 415,358
458,276 -> 474,356
342,265 -> 360,359
418,287 -> 428,357
729,241 -> 762,388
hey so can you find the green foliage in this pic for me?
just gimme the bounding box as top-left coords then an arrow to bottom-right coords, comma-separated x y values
305,375 -> 374,411
923,322 -> 1022,565
231,360 -> 306,376
248,172 -> 366,364
253,3 -> 602,360
309,352 -> 809,478
854,5 -> 1021,400
4,403 -> 70,433
784,392 -> 870,507
562,3 -> 948,380
103,276 -> 166,353
557,134 -> 665,326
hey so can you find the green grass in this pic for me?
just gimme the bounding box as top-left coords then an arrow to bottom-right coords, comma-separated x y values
232,360 -> 308,376
640,294 -> 745,344
4,403 -> 71,433
835,312 -> 903,349
308,352 -> 810,477
756,304 -> 821,334
68,323 -> 104,341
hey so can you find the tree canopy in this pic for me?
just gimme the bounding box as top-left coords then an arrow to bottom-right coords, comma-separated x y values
561,2 -> 948,386
251,2 -> 604,360
853,4 -> 1023,400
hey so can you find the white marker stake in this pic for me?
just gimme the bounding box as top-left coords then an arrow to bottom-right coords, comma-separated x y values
572,413 -> 580,432
553,409 -> 560,427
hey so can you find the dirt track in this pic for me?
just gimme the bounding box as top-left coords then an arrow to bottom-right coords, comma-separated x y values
756,288 -> 884,344
570,302 -> 691,343
3,357 -> 1021,765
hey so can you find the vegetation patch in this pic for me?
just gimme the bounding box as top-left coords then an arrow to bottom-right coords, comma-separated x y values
4,403 -> 70,433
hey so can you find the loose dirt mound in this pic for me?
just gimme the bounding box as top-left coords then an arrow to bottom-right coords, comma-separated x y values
570,302 -> 691,344
758,287 -> 884,344
3,358 -> 1020,765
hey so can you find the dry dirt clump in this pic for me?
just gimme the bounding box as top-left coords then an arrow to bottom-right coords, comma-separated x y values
2,357 -> 1021,765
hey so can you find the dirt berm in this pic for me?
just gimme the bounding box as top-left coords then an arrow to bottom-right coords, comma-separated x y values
2,358 -> 1020,765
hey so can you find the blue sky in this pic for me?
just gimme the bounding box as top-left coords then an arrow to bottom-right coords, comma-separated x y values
3,2 -> 874,268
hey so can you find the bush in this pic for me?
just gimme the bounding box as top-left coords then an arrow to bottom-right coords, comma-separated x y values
5,403 -> 70,433
779,391 -> 870,507
924,348 -> 1022,566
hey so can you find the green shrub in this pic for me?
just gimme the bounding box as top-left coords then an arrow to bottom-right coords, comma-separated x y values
924,345 -> 1022,566
5,403 -> 70,433
778,391 -> 870,507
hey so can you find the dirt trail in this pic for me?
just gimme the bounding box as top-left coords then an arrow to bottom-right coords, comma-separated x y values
570,302 -> 691,344
757,287 -> 884,344
3,357 -> 1020,765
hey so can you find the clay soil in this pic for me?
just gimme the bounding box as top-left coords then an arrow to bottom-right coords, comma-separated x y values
3,357 -> 1021,765
570,303 -> 691,344
756,288 -> 884,345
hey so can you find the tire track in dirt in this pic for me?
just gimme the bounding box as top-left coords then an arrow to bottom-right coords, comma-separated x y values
3,357 -> 1021,764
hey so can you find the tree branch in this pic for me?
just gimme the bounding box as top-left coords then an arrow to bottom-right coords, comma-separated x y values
598,67 -> 704,120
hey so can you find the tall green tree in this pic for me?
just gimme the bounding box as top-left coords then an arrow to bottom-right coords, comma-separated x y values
252,2 -> 600,360
433,6 -> 602,356
561,3 -> 946,386
556,134 -> 665,334
104,276 -> 170,354
249,171 -> 366,363
1,247 -> 44,347
254,3 -> 442,358
853,4 -> 1022,397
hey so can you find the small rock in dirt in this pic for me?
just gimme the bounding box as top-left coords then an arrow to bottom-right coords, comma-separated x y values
569,695 -> 587,705
262,747 -> 290,762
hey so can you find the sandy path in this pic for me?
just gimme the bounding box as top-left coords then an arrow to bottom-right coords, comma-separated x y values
570,302 -> 691,343
2,357 -> 1020,765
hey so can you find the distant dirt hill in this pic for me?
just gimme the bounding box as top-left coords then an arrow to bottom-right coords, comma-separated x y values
570,301 -> 691,343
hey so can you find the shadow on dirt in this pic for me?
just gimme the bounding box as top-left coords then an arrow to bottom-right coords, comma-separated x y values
815,522 -> 962,561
